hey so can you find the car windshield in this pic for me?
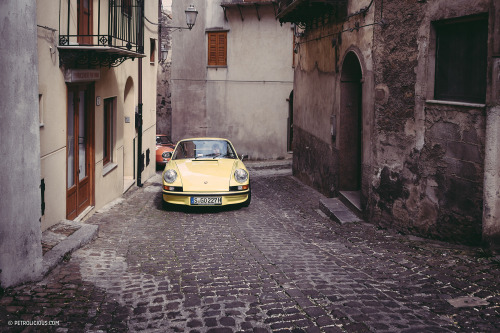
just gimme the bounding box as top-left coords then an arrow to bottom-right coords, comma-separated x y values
172,140 -> 237,160
156,136 -> 172,145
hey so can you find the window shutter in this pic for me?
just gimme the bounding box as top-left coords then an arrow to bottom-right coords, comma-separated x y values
208,33 -> 218,66
207,32 -> 227,66
217,33 -> 227,66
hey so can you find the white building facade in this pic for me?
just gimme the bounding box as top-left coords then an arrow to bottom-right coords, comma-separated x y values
171,0 -> 294,160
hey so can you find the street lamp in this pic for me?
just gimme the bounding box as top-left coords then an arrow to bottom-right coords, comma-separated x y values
170,4 -> 198,32
185,5 -> 198,30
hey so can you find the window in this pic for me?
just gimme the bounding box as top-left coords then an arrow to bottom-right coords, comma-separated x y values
434,17 -> 488,104
150,38 -> 156,64
39,94 -> 44,127
207,31 -> 227,66
103,98 -> 114,165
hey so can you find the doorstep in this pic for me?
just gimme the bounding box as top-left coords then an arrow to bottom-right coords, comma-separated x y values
319,197 -> 363,225
41,219 -> 98,277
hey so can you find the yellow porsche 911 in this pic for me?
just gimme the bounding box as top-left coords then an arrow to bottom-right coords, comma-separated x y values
162,138 -> 251,208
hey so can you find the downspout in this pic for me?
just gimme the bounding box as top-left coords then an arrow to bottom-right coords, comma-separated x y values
137,57 -> 143,187
136,2 -> 144,187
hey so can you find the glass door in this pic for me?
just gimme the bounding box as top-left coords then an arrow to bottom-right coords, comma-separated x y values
67,85 -> 92,219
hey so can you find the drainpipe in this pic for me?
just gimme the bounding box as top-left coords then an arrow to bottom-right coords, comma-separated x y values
136,1 -> 144,187
137,56 -> 143,187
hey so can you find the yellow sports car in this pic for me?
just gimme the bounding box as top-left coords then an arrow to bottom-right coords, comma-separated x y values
162,138 -> 251,208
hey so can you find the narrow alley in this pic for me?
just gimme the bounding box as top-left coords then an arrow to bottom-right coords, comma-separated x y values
1,163 -> 499,332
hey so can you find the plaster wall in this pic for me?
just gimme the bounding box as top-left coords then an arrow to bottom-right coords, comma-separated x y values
171,0 -> 207,141
207,5 -> 293,159
0,0 -> 42,287
171,0 -> 293,159
37,0 -> 70,229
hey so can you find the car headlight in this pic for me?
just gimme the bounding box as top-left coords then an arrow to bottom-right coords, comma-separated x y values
234,168 -> 248,183
163,169 -> 177,183
162,152 -> 172,159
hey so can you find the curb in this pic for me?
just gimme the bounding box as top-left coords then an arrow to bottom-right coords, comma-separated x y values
41,221 -> 98,277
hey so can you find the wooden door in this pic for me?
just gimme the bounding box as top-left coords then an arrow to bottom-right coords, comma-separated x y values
339,52 -> 363,191
339,81 -> 362,190
67,86 -> 92,219
78,0 -> 92,44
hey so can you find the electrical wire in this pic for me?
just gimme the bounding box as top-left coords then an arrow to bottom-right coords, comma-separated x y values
37,24 -> 57,32
294,0 -> 384,48
144,16 -> 159,26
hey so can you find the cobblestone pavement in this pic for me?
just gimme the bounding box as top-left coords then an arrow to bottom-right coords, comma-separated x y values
1,167 -> 500,332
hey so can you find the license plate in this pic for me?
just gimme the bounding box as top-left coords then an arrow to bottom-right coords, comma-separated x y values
190,197 -> 222,205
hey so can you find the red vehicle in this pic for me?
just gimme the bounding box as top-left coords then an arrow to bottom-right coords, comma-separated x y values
156,134 -> 175,168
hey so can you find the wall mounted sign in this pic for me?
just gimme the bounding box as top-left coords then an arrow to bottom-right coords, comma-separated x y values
64,69 -> 101,83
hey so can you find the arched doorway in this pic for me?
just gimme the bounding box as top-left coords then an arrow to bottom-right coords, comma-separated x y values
339,52 -> 362,191
123,77 -> 136,191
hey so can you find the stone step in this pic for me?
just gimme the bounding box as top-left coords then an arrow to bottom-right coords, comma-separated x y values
338,190 -> 363,219
319,197 -> 363,224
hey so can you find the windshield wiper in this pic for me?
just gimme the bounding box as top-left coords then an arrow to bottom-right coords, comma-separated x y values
213,154 -> 228,159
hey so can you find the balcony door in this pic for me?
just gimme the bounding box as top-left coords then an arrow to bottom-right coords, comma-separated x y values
78,0 -> 93,44
67,85 -> 94,219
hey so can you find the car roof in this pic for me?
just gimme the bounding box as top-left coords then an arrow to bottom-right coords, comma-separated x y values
179,137 -> 230,142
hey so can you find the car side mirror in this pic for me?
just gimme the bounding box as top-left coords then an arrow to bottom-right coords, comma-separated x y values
239,154 -> 247,161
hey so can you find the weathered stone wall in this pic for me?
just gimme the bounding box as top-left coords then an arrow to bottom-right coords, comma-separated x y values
370,0 -> 490,245
156,9 -> 173,137
293,126 -> 339,197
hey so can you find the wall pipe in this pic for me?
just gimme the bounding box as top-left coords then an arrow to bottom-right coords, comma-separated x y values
137,56 -> 143,187
136,2 -> 144,187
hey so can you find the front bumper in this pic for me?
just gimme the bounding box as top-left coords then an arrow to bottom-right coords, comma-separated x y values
162,190 -> 250,206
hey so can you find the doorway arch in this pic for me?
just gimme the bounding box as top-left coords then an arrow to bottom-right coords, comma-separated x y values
339,51 -> 363,191
124,77 -> 136,184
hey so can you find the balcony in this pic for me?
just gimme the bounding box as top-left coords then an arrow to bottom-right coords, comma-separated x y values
220,0 -> 278,21
276,0 -> 347,27
58,0 -> 145,68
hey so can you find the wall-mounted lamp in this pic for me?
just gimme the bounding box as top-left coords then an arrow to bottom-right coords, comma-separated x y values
170,4 -> 198,32
293,23 -> 304,38
185,4 -> 198,30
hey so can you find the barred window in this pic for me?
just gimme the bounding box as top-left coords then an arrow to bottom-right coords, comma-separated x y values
434,17 -> 488,104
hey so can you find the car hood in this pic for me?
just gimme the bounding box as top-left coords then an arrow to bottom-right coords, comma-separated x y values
174,159 -> 237,192
156,146 -> 173,154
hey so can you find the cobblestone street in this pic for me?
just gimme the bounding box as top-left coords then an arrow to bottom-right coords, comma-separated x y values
1,165 -> 500,332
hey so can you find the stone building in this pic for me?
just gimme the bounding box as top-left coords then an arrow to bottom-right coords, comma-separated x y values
171,0 -> 294,159
277,0 -> 500,249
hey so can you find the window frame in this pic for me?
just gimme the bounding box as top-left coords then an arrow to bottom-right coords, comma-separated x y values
150,38 -> 156,64
431,15 -> 488,104
103,98 -> 115,166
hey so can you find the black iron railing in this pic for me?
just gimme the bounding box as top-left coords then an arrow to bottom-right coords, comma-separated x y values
59,0 -> 144,54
